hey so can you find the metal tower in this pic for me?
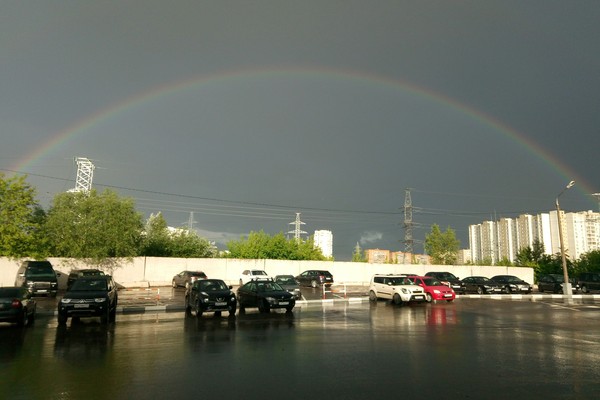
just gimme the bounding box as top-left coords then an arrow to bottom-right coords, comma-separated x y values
70,157 -> 95,194
288,213 -> 307,242
403,188 -> 413,255
592,193 -> 600,212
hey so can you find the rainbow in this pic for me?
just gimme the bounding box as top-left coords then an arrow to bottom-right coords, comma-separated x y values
11,66 -> 595,197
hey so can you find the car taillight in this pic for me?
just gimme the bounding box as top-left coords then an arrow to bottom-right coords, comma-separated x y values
11,299 -> 22,309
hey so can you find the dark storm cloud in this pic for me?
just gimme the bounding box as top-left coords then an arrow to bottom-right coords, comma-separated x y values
1,1 -> 598,259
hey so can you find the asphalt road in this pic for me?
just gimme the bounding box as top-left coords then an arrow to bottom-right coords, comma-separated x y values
2,299 -> 600,399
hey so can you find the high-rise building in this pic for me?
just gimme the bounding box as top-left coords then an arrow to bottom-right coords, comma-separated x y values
313,230 -> 333,258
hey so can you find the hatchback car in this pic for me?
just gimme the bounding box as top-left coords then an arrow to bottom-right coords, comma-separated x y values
239,269 -> 271,285
295,270 -> 334,288
460,276 -> 504,294
274,275 -> 302,300
369,274 -> 426,305
14,260 -> 59,297
490,275 -> 532,293
537,274 -> 578,294
237,279 -> 295,313
185,279 -> 237,317
409,276 -> 456,302
58,275 -> 118,325
172,270 -> 207,289
0,287 -> 36,327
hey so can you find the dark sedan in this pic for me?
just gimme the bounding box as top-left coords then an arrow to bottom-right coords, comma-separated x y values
184,279 -> 237,317
460,276 -> 504,294
172,270 -> 207,289
295,270 -> 333,288
58,276 -> 118,325
274,275 -> 302,300
0,287 -> 36,327
538,274 -> 578,294
490,275 -> 532,293
237,279 -> 295,313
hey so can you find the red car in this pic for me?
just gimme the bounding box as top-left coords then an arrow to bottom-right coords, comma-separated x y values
408,276 -> 456,303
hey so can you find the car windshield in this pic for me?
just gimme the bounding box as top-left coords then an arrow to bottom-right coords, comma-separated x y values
504,276 -> 522,283
190,272 -> 206,278
25,265 -> 54,278
389,277 -> 413,285
256,282 -> 284,292
71,279 -> 108,291
198,280 -> 228,291
436,273 -> 457,280
475,277 -> 490,283
82,270 -> 105,277
0,288 -> 21,298
252,271 -> 267,276
423,278 -> 442,286
275,276 -> 297,285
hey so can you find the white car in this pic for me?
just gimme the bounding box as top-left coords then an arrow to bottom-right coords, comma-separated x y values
239,269 -> 271,285
369,274 -> 427,305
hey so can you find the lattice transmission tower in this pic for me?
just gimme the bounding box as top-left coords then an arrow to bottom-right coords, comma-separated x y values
403,188 -> 413,255
288,212 -> 307,242
69,157 -> 95,194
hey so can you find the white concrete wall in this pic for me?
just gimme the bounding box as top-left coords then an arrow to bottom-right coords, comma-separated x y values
0,257 -> 534,288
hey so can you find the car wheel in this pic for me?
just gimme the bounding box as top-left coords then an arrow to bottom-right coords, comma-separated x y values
538,286 -> 544,293
258,300 -> 270,313
392,293 -> 402,305
476,286 -> 484,295
110,305 -> 117,322
172,280 -> 177,288
505,286 -> 512,293
101,307 -> 110,324
581,285 -> 588,294
446,299 -> 454,302
184,296 -> 192,316
426,293 -> 433,303
368,290 -> 378,302
310,280 -> 318,288
285,305 -> 294,312
214,311 -> 222,317
195,301 -> 203,318
57,313 -> 67,325
228,304 -> 237,317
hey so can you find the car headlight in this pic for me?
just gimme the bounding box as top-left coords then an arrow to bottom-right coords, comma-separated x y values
401,288 -> 409,294
433,289 -> 441,294
51,282 -> 57,287
265,297 -> 277,304
27,281 -> 35,287
61,298 -> 71,303
94,298 -> 106,303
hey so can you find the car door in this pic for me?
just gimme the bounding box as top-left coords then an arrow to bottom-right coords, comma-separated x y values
240,282 -> 258,307
462,277 -> 474,293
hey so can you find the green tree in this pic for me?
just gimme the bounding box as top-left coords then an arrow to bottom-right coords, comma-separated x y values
424,224 -> 460,265
575,250 -> 600,274
170,229 -> 217,258
0,173 -> 44,258
44,190 -> 143,263
226,231 -> 325,260
140,212 -> 172,256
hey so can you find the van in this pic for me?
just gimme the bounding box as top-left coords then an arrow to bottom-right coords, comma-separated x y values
14,260 -> 58,297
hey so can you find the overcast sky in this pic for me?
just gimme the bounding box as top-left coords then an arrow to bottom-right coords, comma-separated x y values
1,1 -> 599,260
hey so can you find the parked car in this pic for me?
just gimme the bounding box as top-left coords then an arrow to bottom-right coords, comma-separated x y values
0,287 -> 36,327
237,279 -> 295,313
295,270 -> 334,288
460,276 -> 504,294
274,275 -> 302,300
172,270 -> 207,289
368,274 -> 426,305
67,268 -> 105,290
490,275 -> 532,293
538,274 -> 579,294
408,276 -> 456,302
185,279 -> 237,317
577,272 -> 600,294
14,260 -> 59,297
239,269 -> 271,285
58,275 -> 118,325
425,271 -> 463,292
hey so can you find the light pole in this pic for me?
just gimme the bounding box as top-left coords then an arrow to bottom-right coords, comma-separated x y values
556,180 -> 575,300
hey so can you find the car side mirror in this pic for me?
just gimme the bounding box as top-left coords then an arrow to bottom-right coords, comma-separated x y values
228,285 -> 233,289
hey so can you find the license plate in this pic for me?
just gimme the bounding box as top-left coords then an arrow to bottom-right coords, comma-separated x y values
414,295 -> 424,299
279,302 -> 289,306
74,304 -> 89,308
444,294 -> 452,298
37,289 -> 47,293
215,302 -> 227,306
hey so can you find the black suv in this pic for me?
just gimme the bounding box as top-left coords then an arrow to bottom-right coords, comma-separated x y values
185,279 -> 237,317
58,275 -> 118,325
577,272 -> 600,294
425,271 -> 463,293
295,270 -> 334,288
14,260 -> 59,297
538,274 -> 578,294
237,279 -> 295,313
